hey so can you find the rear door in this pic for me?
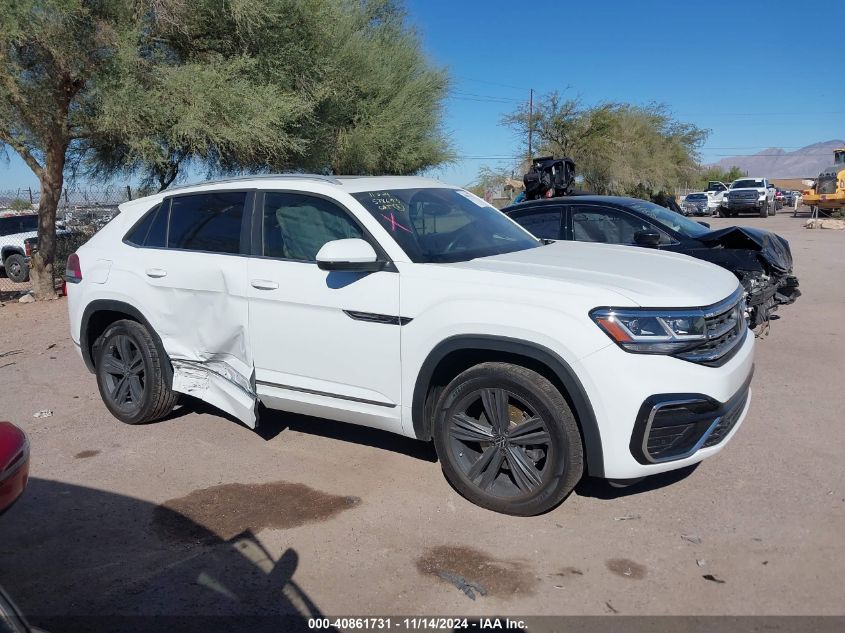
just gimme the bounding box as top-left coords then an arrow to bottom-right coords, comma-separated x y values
125,189 -> 256,424
246,190 -> 403,433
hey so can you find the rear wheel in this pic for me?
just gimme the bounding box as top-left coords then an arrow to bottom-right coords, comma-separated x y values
4,254 -> 28,283
433,362 -> 584,516
94,319 -> 178,424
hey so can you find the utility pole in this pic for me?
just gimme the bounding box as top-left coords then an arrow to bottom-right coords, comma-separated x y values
528,88 -> 534,162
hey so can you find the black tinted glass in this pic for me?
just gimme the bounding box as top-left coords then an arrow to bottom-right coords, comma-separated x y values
124,204 -> 160,246
19,215 -> 37,232
263,192 -> 363,261
168,192 -> 245,254
512,210 -> 562,240
145,202 -> 168,247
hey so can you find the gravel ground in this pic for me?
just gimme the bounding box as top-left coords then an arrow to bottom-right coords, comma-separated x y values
0,211 -> 843,626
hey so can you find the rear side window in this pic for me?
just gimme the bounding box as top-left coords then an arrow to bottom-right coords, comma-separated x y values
168,192 -> 246,254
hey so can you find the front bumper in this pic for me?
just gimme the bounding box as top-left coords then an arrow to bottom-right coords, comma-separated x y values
726,198 -> 765,210
575,329 -> 755,479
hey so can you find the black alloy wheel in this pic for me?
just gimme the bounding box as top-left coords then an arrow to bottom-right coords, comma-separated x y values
434,362 -> 583,516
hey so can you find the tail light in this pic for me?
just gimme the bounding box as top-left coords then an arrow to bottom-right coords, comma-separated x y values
24,241 -> 32,257
65,252 -> 82,284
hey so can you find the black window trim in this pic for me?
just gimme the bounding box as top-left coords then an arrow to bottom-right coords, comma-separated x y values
566,201 -> 680,246
122,189 -> 256,257
251,189 -> 396,271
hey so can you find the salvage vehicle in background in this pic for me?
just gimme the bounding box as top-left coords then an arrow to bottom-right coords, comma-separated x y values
0,213 -> 38,283
704,181 -> 729,211
681,192 -> 710,216
721,177 -> 777,217
503,195 -> 800,328
802,147 -> 845,214
67,175 -> 754,516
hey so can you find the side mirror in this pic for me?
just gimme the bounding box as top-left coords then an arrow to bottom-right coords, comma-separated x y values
316,238 -> 385,272
698,221 -> 710,228
634,230 -> 661,247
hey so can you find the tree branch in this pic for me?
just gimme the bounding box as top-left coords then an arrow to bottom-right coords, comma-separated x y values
0,130 -> 44,179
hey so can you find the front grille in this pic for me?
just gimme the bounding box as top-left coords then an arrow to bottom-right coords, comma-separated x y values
676,291 -> 746,366
702,390 -> 748,447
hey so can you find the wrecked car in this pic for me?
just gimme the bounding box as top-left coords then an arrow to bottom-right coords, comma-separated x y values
67,175 -> 754,516
504,195 -> 800,328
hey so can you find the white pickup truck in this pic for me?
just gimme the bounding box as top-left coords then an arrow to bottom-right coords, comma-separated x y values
0,212 -> 38,283
720,177 -> 777,218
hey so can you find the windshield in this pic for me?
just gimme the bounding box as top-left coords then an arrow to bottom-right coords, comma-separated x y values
686,194 -> 707,200
626,200 -> 711,238
351,188 -> 539,263
731,179 -> 764,189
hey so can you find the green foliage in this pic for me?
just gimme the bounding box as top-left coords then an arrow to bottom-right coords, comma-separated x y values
86,0 -> 452,188
694,165 -> 745,189
8,198 -> 31,211
502,92 -> 709,195
467,165 -> 512,198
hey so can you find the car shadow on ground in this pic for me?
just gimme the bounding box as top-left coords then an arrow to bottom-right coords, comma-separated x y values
0,478 -> 340,633
575,463 -> 699,500
169,395 -> 438,463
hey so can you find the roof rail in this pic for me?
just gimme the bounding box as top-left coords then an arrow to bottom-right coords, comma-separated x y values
167,173 -> 342,191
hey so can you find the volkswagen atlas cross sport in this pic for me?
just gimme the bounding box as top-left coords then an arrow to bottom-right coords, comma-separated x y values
66,175 -> 754,516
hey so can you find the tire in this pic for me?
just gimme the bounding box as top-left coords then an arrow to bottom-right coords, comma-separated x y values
94,319 -> 178,424
4,254 -> 29,283
433,362 -> 584,516
718,209 -> 727,218
759,201 -> 769,217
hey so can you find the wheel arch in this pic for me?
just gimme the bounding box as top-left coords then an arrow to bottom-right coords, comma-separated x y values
1,246 -> 24,263
412,335 -> 604,477
80,299 -> 173,386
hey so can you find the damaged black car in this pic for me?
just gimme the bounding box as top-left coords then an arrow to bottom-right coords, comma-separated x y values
503,195 -> 800,328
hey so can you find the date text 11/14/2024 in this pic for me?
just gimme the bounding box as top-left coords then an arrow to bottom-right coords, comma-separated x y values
307,617 -> 527,630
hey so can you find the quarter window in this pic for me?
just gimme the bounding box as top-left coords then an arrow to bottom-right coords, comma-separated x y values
167,192 -> 246,254
263,192 -> 364,261
124,204 -> 162,246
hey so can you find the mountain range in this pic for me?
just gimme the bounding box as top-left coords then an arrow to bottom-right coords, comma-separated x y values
709,140 -> 843,178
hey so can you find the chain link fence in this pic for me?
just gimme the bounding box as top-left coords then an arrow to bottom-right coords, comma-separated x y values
1,187 -> 128,299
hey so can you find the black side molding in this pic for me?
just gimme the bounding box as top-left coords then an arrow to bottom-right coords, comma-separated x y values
343,310 -> 412,326
412,335 -> 605,477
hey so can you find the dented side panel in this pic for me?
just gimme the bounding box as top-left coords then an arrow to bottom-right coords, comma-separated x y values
137,248 -> 257,427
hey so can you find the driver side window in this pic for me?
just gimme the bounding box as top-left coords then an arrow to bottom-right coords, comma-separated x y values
263,192 -> 364,261
572,206 -> 670,245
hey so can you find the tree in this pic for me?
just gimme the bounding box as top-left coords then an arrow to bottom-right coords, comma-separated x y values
85,0 -> 452,188
467,165 -> 512,199
695,165 -> 745,189
2,0 -> 452,299
502,92 -> 708,196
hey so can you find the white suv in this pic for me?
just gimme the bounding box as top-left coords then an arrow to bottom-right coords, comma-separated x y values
67,175 -> 754,515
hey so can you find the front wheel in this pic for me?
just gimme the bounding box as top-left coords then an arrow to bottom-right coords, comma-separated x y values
4,254 -> 29,283
759,202 -> 769,217
433,362 -> 584,516
94,319 -> 178,424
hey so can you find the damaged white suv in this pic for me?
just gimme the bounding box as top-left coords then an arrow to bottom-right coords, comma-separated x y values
67,175 -> 754,515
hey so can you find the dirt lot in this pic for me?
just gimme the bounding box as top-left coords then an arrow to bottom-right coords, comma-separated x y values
0,212 -> 843,627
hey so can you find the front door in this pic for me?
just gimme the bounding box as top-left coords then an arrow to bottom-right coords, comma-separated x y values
247,190 -> 403,433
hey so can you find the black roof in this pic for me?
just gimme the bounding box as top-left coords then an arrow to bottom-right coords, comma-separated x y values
503,195 -> 649,213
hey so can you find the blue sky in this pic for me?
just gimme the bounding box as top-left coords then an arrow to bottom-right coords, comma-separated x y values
1,0 -> 841,190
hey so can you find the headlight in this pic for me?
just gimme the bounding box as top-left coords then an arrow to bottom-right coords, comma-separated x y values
590,307 -> 708,354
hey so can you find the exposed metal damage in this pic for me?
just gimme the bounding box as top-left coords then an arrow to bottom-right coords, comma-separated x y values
693,226 -> 801,329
